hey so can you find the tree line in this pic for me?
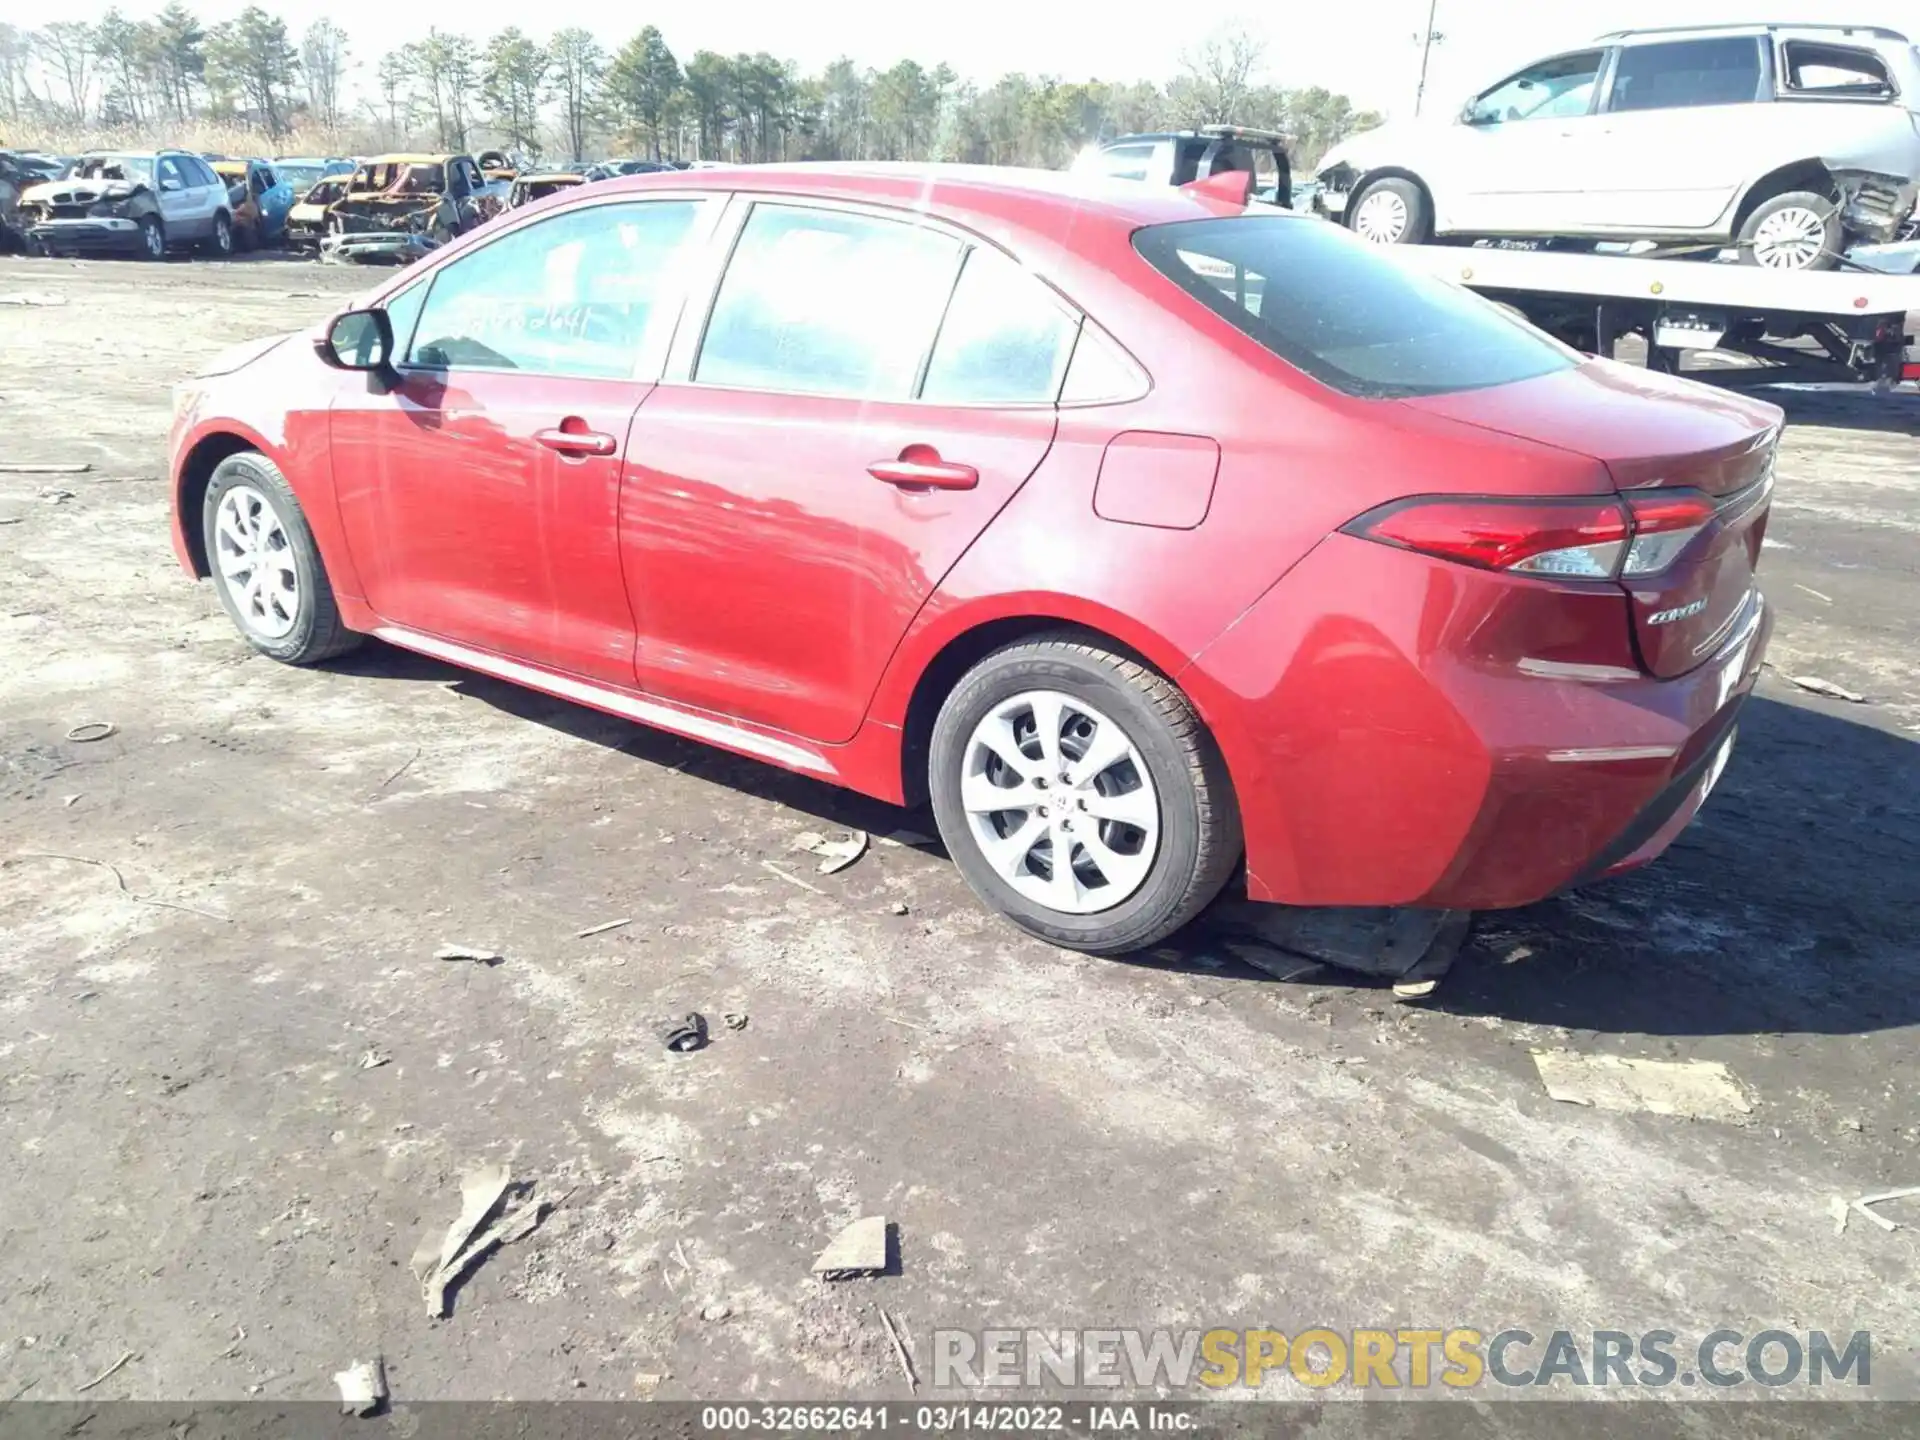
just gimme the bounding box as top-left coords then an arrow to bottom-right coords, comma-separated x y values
0,8 -> 1380,172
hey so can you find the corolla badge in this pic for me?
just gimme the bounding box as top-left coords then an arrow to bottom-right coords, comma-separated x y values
1648,598 -> 1710,626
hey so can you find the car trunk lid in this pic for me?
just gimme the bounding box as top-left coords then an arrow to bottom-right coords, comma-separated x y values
1399,360 -> 1781,677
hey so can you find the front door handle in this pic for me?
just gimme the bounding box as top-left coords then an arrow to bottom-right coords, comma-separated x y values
868,451 -> 978,491
534,424 -> 616,457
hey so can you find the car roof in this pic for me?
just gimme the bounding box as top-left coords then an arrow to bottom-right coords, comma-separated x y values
588,162 -> 1244,234
364,153 -> 456,165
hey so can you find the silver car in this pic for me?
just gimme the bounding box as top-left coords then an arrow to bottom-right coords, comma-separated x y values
1314,23 -> 1920,269
18,149 -> 234,259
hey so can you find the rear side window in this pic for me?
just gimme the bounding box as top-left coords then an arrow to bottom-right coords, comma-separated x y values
1780,42 -> 1895,98
920,247 -> 1077,405
1608,37 -> 1764,112
1134,216 -> 1573,399
697,205 -> 961,400
1093,143 -> 1156,182
408,199 -> 704,378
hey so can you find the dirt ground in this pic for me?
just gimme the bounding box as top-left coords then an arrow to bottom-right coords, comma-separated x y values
1,253 -> 1918,1412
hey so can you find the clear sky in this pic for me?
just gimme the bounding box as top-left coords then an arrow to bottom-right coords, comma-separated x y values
42,0 -> 1920,117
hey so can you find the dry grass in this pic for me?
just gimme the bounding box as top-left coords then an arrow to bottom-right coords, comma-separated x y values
8,119 -> 388,159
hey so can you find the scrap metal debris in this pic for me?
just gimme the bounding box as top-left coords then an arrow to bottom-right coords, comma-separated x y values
1849,1185 -> 1920,1233
878,1307 -> 918,1391
760,860 -> 826,895
1787,675 -> 1868,704
1829,1195 -> 1851,1236
434,944 -> 502,965
793,828 -> 869,874
701,1302 -> 732,1321
8,852 -> 230,923
662,1012 -> 709,1053
1532,1051 -> 1752,1122
410,1164 -> 557,1318
575,917 -> 632,939
813,1215 -> 889,1279
333,1357 -> 387,1416
357,1048 -> 391,1071
64,721 -> 116,743
632,1371 -> 665,1397
74,1350 -> 136,1393
722,1012 -> 749,1031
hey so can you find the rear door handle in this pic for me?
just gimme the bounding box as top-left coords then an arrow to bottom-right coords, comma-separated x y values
534,425 -> 617,457
868,456 -> 979,490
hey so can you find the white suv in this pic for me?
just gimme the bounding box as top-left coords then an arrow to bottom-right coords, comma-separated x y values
1313,23 -> 1920,269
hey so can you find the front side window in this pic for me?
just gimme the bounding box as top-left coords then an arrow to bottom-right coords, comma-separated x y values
920,246 -> 1078,405
407,199 -> 705,379
1469,51 -> 1604,124
1608,37 -> 1764,112
696,205 -> 961,400
1135,216 -> 1574,399
156,157 -> 184,190
251,165 -> 272,195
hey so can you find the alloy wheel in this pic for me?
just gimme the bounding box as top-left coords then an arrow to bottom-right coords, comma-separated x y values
1353,189 -> 1410,244
213,484 -> 300,639
143,221 -> 165,259
960,690 -> 1161,915
1750,205 -> 1830,270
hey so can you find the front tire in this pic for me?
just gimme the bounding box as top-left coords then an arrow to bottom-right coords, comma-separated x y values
929,636 -> 1241,956
1348,177 -> 1432,245
202,452 -> 361,665
137,216 -> 166,261
1738,191 -> 1842,271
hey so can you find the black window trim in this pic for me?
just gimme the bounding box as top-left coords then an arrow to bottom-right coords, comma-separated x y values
389,190 -> 720,383
671,193 -> 1094,410
1600,34 -> 1770,115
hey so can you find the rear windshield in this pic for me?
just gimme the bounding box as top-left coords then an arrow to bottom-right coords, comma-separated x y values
1133,216 -> 1574,399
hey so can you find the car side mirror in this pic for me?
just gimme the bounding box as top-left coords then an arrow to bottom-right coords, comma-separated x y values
316,308 -> 396,373
161,177 -> 182,192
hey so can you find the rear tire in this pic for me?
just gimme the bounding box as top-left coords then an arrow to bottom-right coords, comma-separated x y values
1737,191 -> 1842,271
201,210 -> 234,258
1348,177 -> 1432,245
201,452 -> 362,666
928,636 -> 1241,956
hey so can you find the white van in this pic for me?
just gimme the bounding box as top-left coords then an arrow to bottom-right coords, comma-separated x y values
1313,23 -> 1920,269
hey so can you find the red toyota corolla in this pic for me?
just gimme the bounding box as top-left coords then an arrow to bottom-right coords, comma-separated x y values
169,164 -> 1776,954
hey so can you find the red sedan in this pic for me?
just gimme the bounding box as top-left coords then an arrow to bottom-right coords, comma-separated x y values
169,164 -> 1776,955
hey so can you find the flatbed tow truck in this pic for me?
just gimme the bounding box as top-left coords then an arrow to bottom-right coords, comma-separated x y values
1383,241 -> 1920,390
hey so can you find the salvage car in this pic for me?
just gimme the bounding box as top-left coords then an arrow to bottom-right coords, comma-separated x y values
169,165 -> 1776,954
1071,125 -> 1293,207
321,153 -> 496,264
1315,22 -> 1920,269
211,158 -> 294,249
285,174 -> 350,253
19,149 -> 234,259
272,155 -> 354,198
508,170 -> 588,208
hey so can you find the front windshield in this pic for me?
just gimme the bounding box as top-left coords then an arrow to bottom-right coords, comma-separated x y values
71,154 -> 155,184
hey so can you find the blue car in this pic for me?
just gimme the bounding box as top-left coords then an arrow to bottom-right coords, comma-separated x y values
272,156 -> 354,199
210,157 -> 296,248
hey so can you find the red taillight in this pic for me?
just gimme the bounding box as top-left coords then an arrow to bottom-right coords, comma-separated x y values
1345,491 -> 1715,580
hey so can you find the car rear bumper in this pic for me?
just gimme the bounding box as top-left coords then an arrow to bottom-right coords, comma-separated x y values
28,217 -> 144,252
1187,533 -> 1773,911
